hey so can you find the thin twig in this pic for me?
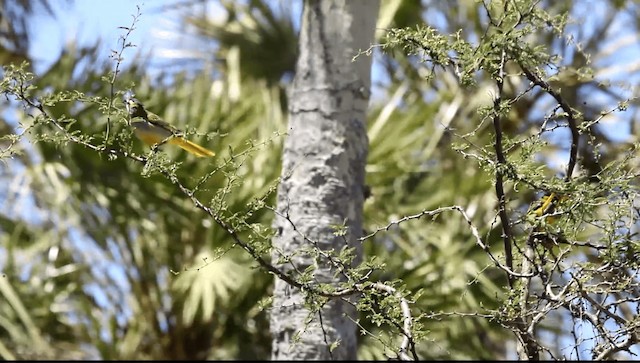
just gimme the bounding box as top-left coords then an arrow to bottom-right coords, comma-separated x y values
370,282 -> 417,361
361,205 -> 533,278
106,6 -> 141,145
316,308 -> 334,360
519,66 -> 580,182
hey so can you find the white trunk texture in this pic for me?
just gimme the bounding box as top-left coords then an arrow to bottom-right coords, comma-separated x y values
270,0 -> 379,360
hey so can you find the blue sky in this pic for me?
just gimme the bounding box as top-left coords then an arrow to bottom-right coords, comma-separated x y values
30,0 -> 176,74
28,1 -> 305,76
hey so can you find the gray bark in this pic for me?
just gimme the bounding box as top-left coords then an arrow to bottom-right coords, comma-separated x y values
270,0 -> 378,360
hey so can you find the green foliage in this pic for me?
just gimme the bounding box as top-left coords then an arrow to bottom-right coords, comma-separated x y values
374,0 -> 640,359
0,26 -> 285,359
3,0 -> 640,360
181,0 -> 298,84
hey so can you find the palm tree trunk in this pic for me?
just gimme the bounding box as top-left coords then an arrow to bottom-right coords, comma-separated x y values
270,0 -> 379,360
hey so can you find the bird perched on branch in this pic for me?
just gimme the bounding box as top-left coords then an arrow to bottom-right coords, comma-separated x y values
530,192 -> 566,225
527,192 -> 569,251
124,97 -> 215,158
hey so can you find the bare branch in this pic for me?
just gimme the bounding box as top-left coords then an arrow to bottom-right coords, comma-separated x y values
519,65 -> 580,182
370,282 -> 417,361
362,205 -> 534,278
492,50 -> 517,284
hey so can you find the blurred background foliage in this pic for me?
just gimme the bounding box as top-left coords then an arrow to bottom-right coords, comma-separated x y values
1,0 -> 640,360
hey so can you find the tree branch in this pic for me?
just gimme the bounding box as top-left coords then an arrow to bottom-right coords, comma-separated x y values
519,66 -> 580,182
491,50 -> 516,288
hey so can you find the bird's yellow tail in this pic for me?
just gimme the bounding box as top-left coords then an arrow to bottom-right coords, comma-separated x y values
169,137 -> 215,157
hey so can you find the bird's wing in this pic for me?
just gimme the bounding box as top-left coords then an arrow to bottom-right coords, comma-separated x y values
145,111 -> 183,136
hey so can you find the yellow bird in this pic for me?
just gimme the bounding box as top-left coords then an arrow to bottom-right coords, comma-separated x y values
124,97 -> 215,158
530,192 -> 565,225
528,192 -> 569,250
